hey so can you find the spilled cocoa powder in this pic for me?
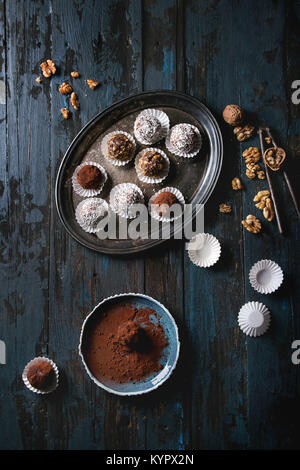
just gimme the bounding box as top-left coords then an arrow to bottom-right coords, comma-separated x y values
82,303 -> 169,383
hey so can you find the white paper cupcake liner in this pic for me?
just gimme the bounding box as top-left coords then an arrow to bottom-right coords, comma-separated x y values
135,148 -> 170,184
187,233 -> 221,268
75,197 -> 109,233
165,123 -> 202,158
101,130 -> 136,166
72,161 -> 107,197
249,259 -> 283,294
134,108 -> 170,145
238,301 -> 271,337
110,183 -> 144,219
22,357 -> 59,395
148,187 -> 185,222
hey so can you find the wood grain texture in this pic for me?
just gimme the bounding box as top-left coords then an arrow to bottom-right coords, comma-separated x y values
0,0 -> 300,450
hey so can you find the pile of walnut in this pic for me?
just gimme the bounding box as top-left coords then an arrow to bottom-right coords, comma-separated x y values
36,59 -> 100,119
221,104 -> 276,234
242,146 -> 265,180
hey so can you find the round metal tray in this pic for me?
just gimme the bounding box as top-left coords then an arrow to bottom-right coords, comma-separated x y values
55,91 -> 223,254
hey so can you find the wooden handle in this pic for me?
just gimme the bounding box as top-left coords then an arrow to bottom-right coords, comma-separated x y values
283,170 -> 300,219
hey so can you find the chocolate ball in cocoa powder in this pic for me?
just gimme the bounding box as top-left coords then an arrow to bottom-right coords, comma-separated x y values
138,150 -> 165,177
153,191 -> 179,216
77,164 -> 102,189
27,360 -> 54,390
106,133 -> 133,161
222,104 -> 244,126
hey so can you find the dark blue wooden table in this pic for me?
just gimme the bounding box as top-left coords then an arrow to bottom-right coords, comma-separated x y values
1,0 -> 300,450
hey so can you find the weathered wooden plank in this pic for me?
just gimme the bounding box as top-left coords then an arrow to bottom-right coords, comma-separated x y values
48,0 -> 145,450
142,0 -> 190,450
0,0 -> 53,449
183,0 -> 248,449
238,0 -> 300,449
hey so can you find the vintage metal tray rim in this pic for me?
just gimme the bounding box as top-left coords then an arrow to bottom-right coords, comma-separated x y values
55,90 -> 223,254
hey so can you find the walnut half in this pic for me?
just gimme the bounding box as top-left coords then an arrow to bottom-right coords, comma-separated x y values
59,82 -> 73,95
71,92 -> 79,110
241,214 -> 261,234
60,108 -> 70,119
219,203 -> 232,213
232,177 -> 242,190
86,79 -> 100,90
234,124 -> 255,142
40,59 -> 56,78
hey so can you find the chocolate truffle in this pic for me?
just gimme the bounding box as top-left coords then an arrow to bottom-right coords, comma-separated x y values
27,360 -> 54,390
222,104 -> 244,126
76,198 -> 108,232
106,133 -> 133,161
153,191 -> 179,216
138,150 -> 165,177
135,115 -> 162,144
110,184 -> 143,218
169,124 -> 198,154
77,164 -> 103,189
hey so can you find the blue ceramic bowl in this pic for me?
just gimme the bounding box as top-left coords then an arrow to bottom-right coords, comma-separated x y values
79,293 -> 180,396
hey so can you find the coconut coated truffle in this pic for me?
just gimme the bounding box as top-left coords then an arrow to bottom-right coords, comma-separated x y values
135,115 -> 162,144
169,124 -> 198,154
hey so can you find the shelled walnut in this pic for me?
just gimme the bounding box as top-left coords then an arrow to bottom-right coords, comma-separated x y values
59,82 -> 73,94
234,124 -> 255,141
71,71 -> 80,78
219,203 -> 232,213
253,190 -> 274,221
242,146 -> 261,164
241,214 -> 261,233
60,108 -> 70,119
246,168 -> 256,179
257,170 -> 265,179
232,177 -> 243,190
86,79 -> 100,90
40,59 -> 56,78
71,92 -> 79,110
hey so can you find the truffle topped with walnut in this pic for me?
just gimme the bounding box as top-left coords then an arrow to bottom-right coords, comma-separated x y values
106,133 -> 134,161
138,150 -> 166,177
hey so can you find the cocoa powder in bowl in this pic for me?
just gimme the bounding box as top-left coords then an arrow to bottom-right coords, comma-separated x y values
82,303 -> 169,384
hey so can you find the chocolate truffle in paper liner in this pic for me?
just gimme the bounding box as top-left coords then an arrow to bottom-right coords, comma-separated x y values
138,150 -> 166,177
135,115 -> 162,144
107,133 -> 134,161
170,123 -> 198,154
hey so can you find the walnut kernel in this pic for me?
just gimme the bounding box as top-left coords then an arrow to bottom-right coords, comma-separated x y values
241,215 -> 261,234
71,92 -> 79,110
232,177 -> 243,190
263,197 -> 274,222
40,59 -> 56,78
71,71 -> 80,78
219,203 -> 232,213
61,108 -> 70,119
59,82 -> 73,94
86,79 -> 100,90
233,124 -> 255,142
257,170 -> 265,179
35,76 -> 42,84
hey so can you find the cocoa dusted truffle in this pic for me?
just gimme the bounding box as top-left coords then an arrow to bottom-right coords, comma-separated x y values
153,191 -> 179,216
169,124 -> 198,154
138,150 -> 166,177
106,133 -> 133,161
135,115 -> 162,144
222,104 -> 244,126
77,164 -> 103,189
27,360 -> 54,390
